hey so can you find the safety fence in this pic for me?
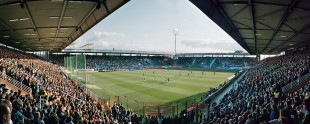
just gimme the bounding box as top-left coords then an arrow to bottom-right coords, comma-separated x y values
282,73 -> 310,94
0,74 -> 32,94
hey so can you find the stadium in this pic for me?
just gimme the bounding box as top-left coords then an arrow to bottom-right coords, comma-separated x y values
0,0 -> 309,124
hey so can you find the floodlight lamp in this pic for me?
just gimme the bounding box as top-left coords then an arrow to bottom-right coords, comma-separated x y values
9,19 -> 18,22
173,28 -> 179,35
19,18 -> 29,21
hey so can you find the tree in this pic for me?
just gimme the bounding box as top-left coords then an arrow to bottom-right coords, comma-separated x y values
234,50 -> 244,53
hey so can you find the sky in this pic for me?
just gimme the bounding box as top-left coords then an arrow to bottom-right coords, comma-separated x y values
68,0 -> 245,53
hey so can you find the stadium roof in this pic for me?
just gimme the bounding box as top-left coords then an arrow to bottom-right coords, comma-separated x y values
62,49 -> 171,55
176,53 -> 250,56
0,0 -> 129,52
190,0 -> 310,55
61,49 -> 250,56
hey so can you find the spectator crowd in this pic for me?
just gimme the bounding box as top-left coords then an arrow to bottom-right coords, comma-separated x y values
176,57 -> 256,69
0,46 -> 138,124
1,45 -> 310,124
208,50 -> 310,124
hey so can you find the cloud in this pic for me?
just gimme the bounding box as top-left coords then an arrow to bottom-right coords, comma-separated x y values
94,31 -> 125,37
69,31 -> 126,49
72,34 -> 155,51
180,39 -> 244,52
68,31 -> 245,53
70,37 -> 245,53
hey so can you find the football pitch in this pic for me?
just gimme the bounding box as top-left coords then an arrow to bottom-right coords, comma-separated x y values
72,68 -> 238,115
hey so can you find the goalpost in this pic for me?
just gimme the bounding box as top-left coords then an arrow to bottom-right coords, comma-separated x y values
64,54 -> 96,90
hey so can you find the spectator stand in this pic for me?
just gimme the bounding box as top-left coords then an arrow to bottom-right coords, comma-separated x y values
0,74 -> 32,96
283,73 -> 310,94
200,70 -> 247,114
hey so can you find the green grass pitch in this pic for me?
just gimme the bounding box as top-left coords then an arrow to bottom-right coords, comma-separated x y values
72,68 -> 238,115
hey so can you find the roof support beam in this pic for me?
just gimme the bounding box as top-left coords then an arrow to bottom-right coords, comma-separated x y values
239,28 -> 298,33
213,0 -> 252,53
0,17 -> 26,48
65,4 -> 97,48
220,1 -> 310,11
22,0 -> 41,44
190,0 -> 252,53
0,1 -> 22,7
269,23 -> 310,53
255,21 -> 274,30
103,0 -> 110,14
256,8 -> 286,19
53,0 -> 68,49
249,0 -> 257,54
262,0 -> 298,53
230,5 -> 248,18
0,26 -> 76,32
0,19 -> 20,35
12,37 -> 70,40
232,20 -> 252,29
283,23 -> 297,33
243,38 -> 289,42
63,0 -> 130,50
0,0 -> 99,7
92,13 -> 98,22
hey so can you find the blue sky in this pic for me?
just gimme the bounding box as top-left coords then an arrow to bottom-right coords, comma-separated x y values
69,0 -> 245,53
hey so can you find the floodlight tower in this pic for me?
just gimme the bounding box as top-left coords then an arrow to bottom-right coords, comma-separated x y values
173,28 -> 179,55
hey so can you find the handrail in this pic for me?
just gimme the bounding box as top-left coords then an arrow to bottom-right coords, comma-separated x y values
0,74 -> 32,96
282,73 -> 310,93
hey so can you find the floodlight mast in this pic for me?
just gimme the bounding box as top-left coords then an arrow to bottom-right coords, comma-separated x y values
173,28 -> 179,55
